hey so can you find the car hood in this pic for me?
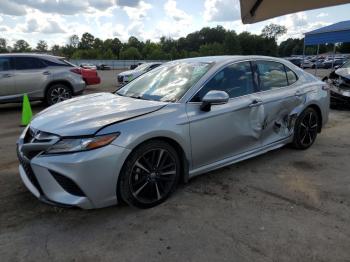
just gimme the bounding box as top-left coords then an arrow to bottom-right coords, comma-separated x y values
31,92 -> 167,136
335,67 -> 350,80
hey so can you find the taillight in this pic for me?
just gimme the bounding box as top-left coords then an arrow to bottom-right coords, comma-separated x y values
70,68 -> 82,75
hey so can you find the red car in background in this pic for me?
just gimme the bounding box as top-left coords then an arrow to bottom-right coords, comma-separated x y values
81,68 -> 101,85
71,67 -> 101,86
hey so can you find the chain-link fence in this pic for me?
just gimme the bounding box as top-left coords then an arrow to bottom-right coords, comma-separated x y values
68,59 -> 168,70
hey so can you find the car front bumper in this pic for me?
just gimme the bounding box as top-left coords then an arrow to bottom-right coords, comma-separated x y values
17,142 -> 131,209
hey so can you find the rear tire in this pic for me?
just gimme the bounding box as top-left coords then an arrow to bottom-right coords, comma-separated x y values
292,107 -> 319,150
46,84 -> 72,106
119,140 -> 180,209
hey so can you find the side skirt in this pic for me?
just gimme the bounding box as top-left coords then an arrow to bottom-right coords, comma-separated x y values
189,137 -> 292,178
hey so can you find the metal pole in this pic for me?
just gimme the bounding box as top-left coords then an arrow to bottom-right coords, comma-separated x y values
302,37 -> 306,69
315,44 -> 319,76
331,43 -> 336,69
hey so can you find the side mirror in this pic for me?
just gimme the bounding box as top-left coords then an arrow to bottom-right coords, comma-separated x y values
200,90 -> 229,112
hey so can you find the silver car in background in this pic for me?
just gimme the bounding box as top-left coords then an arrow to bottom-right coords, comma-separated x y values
117,62 -> 162,85
17,56 -> 329,209
0,54 -> 86,105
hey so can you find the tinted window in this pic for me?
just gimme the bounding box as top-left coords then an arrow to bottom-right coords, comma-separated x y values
285,66 -> 298,85
14,57 -> 46,70
192,62 -> 255,101
0,57 -> 12,71
256,61 -> 288,90
43,58 -> 74,67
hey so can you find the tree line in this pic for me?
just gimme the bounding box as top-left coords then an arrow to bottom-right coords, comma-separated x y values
1,24 -> 350,60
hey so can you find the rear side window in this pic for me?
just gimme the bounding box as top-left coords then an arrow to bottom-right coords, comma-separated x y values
0,57 -> 12,71
256,61 -> 288,90
42,58 -> 74,67
192,61 -> 256,101
14,57 -> 46,70
285,66 -> 298,85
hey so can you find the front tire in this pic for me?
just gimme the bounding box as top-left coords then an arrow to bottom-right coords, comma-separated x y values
46,84 -> 72,105
292,107 -> 319,149
119,140 -> 180,208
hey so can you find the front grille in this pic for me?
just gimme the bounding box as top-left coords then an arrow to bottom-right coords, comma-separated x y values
118,76 -> 123,83
50,170 -> 86,197
17,146 -> 44,195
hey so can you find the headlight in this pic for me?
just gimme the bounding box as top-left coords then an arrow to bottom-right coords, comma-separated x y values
45,133 -> 119,154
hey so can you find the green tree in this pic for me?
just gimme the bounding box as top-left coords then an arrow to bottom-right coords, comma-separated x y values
224,31 -> 241,55
13,40 -> 31,52
119,47 -> 141,60
36,40 -> 48,52
261,24 -> 287,39
0,38 -> 7,53
199,42 -> 226,56
79,32 -> 95,49
69,34 -> 79,48
51,44 -> 61,56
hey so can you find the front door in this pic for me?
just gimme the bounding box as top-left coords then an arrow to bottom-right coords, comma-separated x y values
187,61 -> 265,169
0,57 -> 15,97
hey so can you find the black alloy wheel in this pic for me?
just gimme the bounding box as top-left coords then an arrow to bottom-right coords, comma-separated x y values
292,107 -> 319,149
119,140 -> 180,208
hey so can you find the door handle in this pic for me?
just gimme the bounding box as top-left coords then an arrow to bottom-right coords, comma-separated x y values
249,99 -> 263,107
43,71 -> 51,75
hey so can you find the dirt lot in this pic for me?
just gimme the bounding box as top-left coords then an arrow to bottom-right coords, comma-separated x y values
1,70 -> 350,262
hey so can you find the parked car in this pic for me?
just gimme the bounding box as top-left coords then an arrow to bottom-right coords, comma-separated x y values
311,59 -> 325,69
80,63 -> 97,70
130,63 -> 143,70
81,68 -> 101,86
96,64 -> 111,70
285,57 -> 302,67
17,56 -> 329,209
301,60 -> 313,68
117,62 -> 162,85
323,59 -> 350,107
323,59 -> 345,69
0,54 -> 85,105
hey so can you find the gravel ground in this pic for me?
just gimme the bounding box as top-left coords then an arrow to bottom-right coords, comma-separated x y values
0,69 -> 350,262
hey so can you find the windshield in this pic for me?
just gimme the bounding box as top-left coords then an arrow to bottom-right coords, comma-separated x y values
117,62 -> 212,102
135,63 -> 151,71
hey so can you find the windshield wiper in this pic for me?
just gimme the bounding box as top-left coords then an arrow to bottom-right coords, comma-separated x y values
129,95 -> 150,100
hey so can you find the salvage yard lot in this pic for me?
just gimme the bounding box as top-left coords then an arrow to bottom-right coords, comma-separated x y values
1,69 -> 350,261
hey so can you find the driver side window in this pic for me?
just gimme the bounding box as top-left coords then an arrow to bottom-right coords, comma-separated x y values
191,61 -> 256,102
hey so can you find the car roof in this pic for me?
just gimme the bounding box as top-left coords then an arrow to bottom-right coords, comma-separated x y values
168,55 -> 293,67
0,53 -> 64,60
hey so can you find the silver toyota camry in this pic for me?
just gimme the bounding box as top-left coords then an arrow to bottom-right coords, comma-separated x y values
17,56 -> 330,209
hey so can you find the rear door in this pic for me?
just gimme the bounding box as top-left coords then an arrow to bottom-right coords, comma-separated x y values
13,57 -> 51,98
0,56 -> 16,97
255,60 -> 303,146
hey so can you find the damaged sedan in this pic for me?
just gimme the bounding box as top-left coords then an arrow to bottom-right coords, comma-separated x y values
323,60 -> 350,107
17,56 -> 329,209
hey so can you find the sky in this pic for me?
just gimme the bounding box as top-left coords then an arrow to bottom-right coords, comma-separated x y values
1,0 -> 350,48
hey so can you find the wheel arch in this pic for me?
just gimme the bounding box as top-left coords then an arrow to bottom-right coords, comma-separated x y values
45,80 -> 74,97
307,104 -> 323,133
116,136 -> 190,204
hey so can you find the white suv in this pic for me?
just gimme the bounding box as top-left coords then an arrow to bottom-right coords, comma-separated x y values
0,54 -> 86,105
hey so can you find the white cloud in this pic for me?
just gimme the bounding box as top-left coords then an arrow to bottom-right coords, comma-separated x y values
204,0 -> 240,22
41,21 -> 66,34
0,0 -> 27,16
123,1 -> 152,21
117,0 -> 140,7
164,0 -> 191,22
